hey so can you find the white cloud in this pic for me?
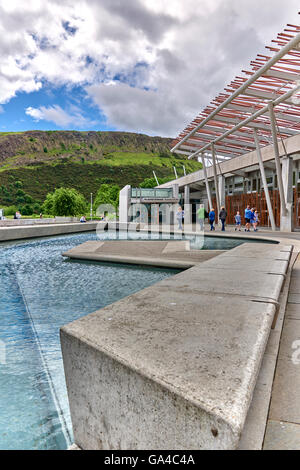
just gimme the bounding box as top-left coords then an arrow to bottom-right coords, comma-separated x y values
25,104 -> 96,128
0,0 -> 299,135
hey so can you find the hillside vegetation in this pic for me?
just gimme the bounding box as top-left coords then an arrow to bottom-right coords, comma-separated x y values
0,130 -> 202,210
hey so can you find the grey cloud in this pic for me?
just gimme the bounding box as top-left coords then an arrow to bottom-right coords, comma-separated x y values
86,83 -> 188,137
89,0 -> 178,43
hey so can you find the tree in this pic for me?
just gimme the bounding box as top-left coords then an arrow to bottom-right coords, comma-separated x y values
42,188 -> 86,216
139,177 -> 172,188
42,192 -> 55,215
94,184 -> 120,210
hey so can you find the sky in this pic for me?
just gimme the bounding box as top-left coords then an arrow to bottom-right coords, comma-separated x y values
0,0 -> 299,137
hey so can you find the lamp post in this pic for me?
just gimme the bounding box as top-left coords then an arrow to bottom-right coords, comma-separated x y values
90,193 -> 93,221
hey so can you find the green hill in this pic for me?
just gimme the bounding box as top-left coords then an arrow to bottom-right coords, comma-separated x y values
0,130 -> 202,209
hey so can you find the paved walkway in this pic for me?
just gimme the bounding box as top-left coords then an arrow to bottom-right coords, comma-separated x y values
263,253 -> 300,450
200,223 -> 300,241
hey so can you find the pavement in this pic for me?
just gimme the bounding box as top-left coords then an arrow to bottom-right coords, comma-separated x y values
263,253 -> 300,450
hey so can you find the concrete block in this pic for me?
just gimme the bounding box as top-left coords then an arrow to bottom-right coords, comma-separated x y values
61,286 -> 276,450
200,254 -> 289,276
0,222 -> 99,242
228,243 -> 292,261
158,265 -> 284,302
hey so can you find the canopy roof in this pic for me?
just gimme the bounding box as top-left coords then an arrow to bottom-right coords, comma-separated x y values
171,15 -> 300,163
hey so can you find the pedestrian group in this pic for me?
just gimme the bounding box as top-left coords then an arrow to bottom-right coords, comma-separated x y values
175,204 -> 260,232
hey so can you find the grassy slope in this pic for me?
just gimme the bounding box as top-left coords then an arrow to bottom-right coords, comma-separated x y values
0,130 -> 202,206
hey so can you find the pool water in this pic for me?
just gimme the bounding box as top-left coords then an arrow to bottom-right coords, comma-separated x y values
0,232 -> 181,450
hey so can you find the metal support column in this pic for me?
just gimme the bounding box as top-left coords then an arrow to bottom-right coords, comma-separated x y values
200,153 -> 213,211
268,102 -> 287,217
254,130 -> 276,231
211,144 -> 220,217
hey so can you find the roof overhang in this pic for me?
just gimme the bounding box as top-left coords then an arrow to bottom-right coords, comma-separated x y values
171,18 -> 300,167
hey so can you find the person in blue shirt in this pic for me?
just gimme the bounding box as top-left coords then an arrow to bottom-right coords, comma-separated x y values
176,206 -> 183,230
253,210 -> 259,232
250,208 -> 255,229
209,208 -> 215,231
244,205 -> 252,232
234,211 -> 242,231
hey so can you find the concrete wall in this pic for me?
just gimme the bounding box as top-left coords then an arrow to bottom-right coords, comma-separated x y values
0,217 -> 79,227
0,222 -> 101,242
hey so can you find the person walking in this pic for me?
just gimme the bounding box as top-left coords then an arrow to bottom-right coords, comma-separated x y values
219,206 -> 227,232
250,208 -> 255,230
197,205 -> 205,231
253,210 -> 260,232
234,211 -> 242,231
244,205 -> 252,232
209,208 -> 215,231
176,206 -> 183,230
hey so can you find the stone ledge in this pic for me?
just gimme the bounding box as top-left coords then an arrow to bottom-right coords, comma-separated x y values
0,222 -> 103,242
61,242 -> 293,449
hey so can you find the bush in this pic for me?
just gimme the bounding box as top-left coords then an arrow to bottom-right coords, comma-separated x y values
94,184 -> 120,210
42,193 -> 54,215
140,176 -> 173,188
42,187 -> 86,216
1,205 -> 18,216
21,204 -> 33,216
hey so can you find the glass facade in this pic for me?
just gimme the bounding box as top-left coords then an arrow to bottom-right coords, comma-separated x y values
131,188 -> 174,199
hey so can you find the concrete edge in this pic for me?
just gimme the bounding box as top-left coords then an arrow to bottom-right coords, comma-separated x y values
63,251 -> 194,269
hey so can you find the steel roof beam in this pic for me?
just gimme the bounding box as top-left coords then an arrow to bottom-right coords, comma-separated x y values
171,31 -> 300,153
211,114 -> 298,134
187,83 -> 300,159
181,143 -> 246,155
189,136 -> 257,149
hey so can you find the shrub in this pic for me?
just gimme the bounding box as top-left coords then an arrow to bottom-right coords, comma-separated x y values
94,184 -> 120,210
42,193 -> 55,215
1,205 -> 18,216
42,187 -> 86,216
140,176 -> 173,188
21,204 -> 33,216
